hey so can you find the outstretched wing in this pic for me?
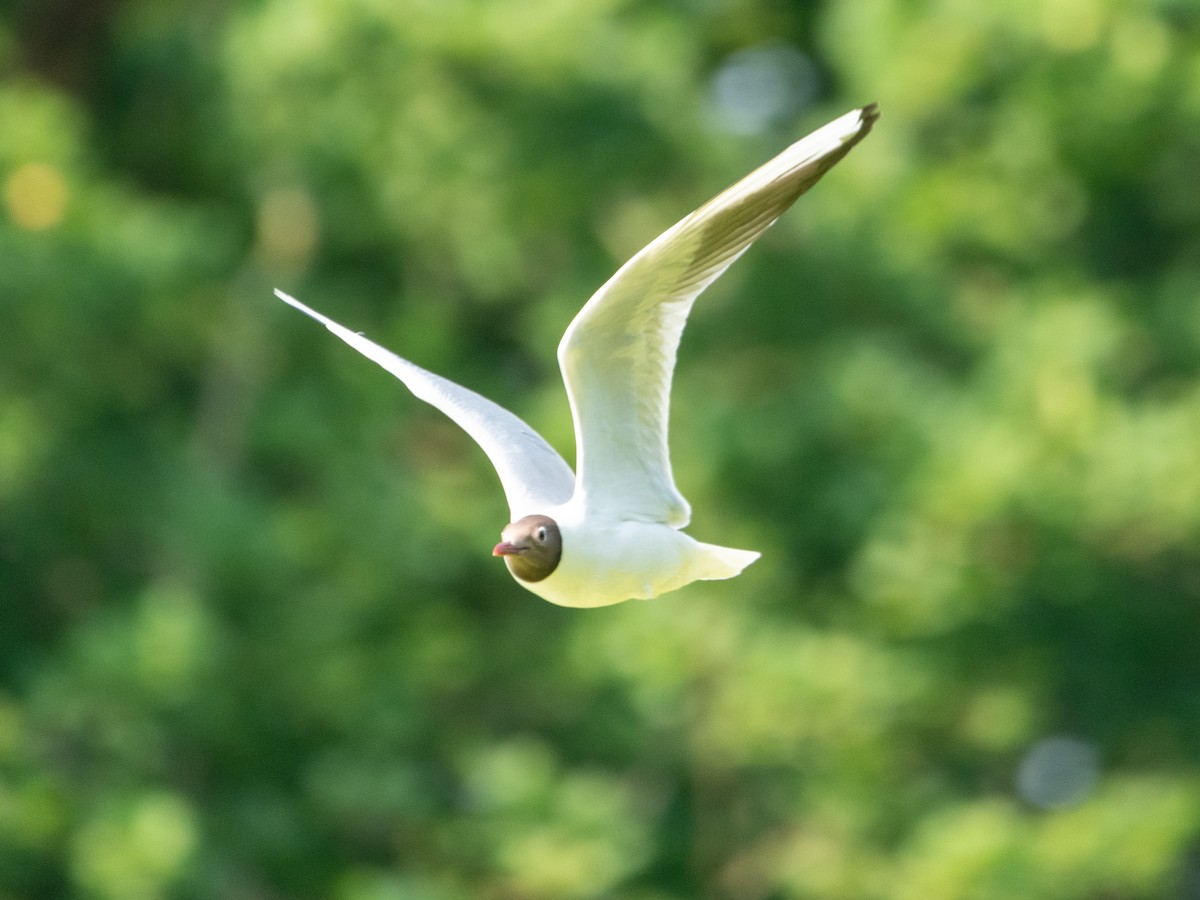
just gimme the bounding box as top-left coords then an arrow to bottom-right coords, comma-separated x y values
558,104 -> 878,526
276,290 -> 575,520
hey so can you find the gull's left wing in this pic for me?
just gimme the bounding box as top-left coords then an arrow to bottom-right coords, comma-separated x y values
558,104 -> 879,526
276,290 -> 575,519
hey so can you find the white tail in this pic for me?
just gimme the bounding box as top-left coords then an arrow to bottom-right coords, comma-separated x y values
694,542 -> 761,581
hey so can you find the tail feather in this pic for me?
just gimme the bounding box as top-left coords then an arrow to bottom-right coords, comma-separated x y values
694,542 -> 761,582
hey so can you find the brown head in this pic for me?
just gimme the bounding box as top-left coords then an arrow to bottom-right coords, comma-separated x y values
492,514 -> 562,583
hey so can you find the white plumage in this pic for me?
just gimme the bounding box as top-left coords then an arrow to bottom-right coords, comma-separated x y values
278,104 -> 878,607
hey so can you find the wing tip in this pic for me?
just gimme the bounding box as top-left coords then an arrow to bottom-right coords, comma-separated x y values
274,287 -> 333,330
807,103 -> 877,161
274,287 -> 310,315
849,102 -> 881,144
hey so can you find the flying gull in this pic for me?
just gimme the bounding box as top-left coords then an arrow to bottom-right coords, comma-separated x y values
277,104 -> 878,607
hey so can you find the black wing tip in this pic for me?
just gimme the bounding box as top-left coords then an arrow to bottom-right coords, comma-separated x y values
858,103 -> 881,136
834,103 -> 879,155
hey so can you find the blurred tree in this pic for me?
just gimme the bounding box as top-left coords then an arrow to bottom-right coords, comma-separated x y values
1,0 -> 1198,897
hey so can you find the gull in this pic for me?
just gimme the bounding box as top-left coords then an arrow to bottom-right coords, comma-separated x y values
277,104 -> 877,607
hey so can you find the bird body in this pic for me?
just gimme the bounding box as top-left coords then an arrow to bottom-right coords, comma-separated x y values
278,104 -> 877,607
507,505 -> 760,608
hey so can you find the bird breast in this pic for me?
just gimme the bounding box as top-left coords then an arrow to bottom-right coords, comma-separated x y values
517,518 -> 697,608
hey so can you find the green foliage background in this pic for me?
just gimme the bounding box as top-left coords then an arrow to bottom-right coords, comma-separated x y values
2,0 -> 1199,897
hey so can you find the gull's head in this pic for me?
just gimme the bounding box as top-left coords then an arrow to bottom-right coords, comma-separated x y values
492,514 -> 561,583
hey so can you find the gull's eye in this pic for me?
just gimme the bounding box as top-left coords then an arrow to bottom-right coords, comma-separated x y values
535,526 -> 548,543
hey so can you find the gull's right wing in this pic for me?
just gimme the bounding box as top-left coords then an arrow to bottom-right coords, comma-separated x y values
276,290 -> 575,520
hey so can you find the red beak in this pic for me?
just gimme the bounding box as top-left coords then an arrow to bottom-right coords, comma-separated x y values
493,541 -> 521,556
